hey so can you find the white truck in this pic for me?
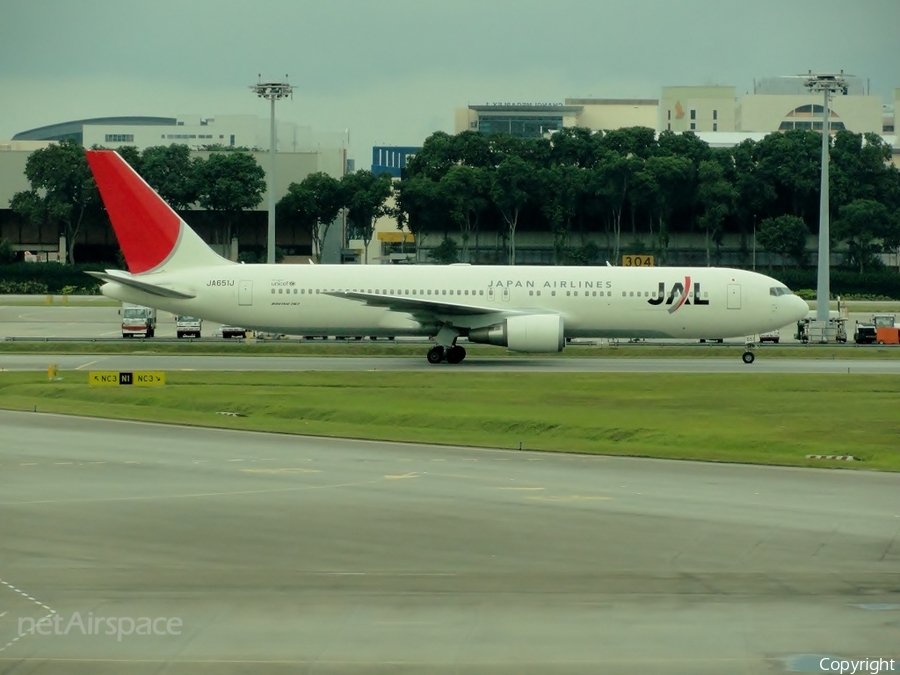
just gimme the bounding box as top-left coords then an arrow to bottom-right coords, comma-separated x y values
220,325 -> 248,339
121,303 -> 157,338
175,315 -> 202,338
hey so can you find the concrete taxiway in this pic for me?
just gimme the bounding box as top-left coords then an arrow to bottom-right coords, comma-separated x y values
1,410 -> 898,674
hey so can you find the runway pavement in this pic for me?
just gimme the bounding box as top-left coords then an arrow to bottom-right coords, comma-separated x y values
1,410 -> 898,674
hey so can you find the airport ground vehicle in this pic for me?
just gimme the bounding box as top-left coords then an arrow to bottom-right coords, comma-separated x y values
854,322 -> 877,344
759,329 -> 780,343
853,315 -> 898,345
120,302 -> 156,338
221,325 -> 248,339
795,310 -> 848,344
873,314 -> 900,344
795,318 -> 847,343
175,315 -> 202,338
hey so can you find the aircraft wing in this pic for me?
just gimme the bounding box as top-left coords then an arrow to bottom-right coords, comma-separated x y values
324,290 -> 526,326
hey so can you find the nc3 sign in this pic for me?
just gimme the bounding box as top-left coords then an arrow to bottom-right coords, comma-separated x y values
89,371 -> 166,386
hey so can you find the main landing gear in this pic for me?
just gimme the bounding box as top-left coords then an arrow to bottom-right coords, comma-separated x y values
427,344 -> 467,364
427,325 -> 466,364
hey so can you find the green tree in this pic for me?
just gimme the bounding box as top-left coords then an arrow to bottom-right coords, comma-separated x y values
441,165 -> 490,262
10,139 -> 100,264
429,236 -> 459,264
627,165 -> 663,260
451,130 -> 493,168
657,130 -> 711,166
194,152 -> 265,256
404,131 -> 457,180
0,239 -> 16,264
549,127 -> 602,168
195,144 -> 257,152
540,164 -> 586,264
831,132 -> 886,204
645,155 -> 693,245
597,126 -> 657,159
730,139 -> 777,237
586,152 -> 633,263
392,126 -> 900,271
757,215 -> 811,270
140,144 -> 198,210
833,198 -> 899,273
754,130 -> 821,221
342,170 -> 393,264
696,159 -> 737,265
394,176 -> 454,262
486,133 -> 526,163
491,155 -> 532,265
277,172 -> 344,261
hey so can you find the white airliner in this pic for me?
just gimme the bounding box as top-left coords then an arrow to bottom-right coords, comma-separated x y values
85,150 -> 809,364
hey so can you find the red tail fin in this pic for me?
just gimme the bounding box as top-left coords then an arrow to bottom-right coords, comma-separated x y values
86,150 -> 182,274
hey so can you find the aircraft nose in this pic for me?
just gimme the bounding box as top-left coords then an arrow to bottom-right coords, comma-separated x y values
788,294 -> 810,322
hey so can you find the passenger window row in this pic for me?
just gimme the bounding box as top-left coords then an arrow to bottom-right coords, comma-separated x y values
269,287 -> 711,299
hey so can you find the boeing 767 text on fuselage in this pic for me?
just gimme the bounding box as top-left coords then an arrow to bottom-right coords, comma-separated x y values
84,150 -> 809,364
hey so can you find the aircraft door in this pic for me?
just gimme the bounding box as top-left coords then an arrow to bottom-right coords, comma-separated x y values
502,287 -> 510,302
238,280 -> 253,306
726,284 -> 741,310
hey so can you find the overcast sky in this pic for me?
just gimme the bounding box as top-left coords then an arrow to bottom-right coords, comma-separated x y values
2,0 -> 898,165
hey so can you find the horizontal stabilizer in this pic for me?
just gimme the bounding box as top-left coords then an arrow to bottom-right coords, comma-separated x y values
85,270 -> 196,299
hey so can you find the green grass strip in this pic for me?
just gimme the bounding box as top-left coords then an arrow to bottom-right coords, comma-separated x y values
1,371 -> 898,471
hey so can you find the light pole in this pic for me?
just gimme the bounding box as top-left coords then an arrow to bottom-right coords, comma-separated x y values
250,76 -> 293,264
803,70 -> 848,336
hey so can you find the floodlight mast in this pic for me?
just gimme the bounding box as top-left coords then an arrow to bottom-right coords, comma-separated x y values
251,76 -> 293,264
803,70 -> 849,331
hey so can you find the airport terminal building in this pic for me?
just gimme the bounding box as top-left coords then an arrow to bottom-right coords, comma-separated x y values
1,115 -> 349,263
456,80 -> 898,144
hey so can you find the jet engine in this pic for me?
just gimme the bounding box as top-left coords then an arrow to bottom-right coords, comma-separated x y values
468,314 -> 564,353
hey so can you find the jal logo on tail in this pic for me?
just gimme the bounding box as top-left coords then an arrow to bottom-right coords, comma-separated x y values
647,276 -> 709,313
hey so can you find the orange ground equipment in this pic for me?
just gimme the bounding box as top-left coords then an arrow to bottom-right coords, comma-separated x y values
873,315 -> 900,345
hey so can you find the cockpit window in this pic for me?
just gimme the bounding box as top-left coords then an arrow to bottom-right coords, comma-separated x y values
769,287 -> 793,297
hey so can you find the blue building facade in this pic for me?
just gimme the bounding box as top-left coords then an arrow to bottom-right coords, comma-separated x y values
371,146 -> 419,178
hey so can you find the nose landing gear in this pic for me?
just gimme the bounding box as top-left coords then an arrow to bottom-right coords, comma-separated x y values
742,341 -> 756,364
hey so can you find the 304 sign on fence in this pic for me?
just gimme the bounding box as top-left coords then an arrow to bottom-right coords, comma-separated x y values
621,255 -> 655,267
